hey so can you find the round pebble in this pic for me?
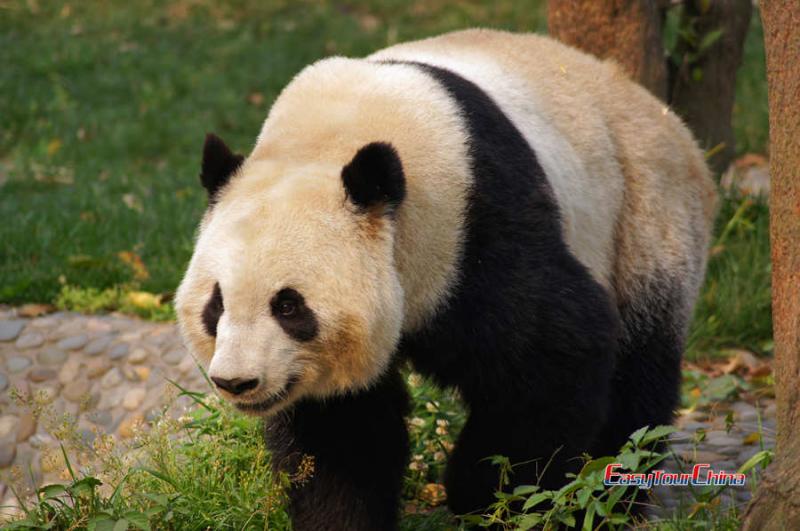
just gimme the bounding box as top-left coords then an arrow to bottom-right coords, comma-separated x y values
163,348 -> 186,365
146,367 -> 164,388
16,415 -> 37,443
57,334 -> 88,350
0,320 -> 26,341
88,410 -> 113,427
0,372 -> 8,391
0,415 -> 19,438
134,366 -> 151,382
123,388 -> 146,411
108,343 -> 130,360
62,380 -> 91,403
84,335 -> 113,356
128,348 -> 149,364
58,357 -> 82,385
15,332 -> 44,349
86,358 -> 112,378
0,443 -> 16,468
101,368 -> 123,389
28,315 -> 59,328
7,356 -> 32,373
28,368 -> 57,383
30,433 -> 55,450
178,355 -> 197,375
705,431 -> 743,447
37,348 -> 67,365
85,318 -> 113,333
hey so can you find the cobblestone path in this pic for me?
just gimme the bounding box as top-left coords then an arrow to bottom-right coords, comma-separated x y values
0,307 -> 776,521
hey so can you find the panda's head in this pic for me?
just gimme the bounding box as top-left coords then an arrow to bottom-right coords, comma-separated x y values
176,133 -> 406,416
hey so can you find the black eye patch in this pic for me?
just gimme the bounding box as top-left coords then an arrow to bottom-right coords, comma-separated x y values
202,282 -> 224,336
270,288 -> 319,342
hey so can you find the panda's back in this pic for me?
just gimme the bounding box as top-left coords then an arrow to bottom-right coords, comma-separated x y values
371,29 -> 716,309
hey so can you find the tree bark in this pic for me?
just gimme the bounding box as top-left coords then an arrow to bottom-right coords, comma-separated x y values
547,0 -> 668,100
741,1 -> 800,529
669,0 -> 752,173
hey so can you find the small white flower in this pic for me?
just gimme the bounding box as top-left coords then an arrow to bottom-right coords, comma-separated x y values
409,417 -> 425,428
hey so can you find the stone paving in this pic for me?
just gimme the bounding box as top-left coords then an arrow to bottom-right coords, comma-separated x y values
0,306 -> 209,516
650,400 -> 776,518
0,307 -> 776,522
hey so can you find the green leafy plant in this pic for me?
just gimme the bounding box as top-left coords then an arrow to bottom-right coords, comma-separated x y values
462,426 -> 676,530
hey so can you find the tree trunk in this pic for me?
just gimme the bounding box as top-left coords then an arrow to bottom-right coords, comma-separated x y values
741,1 -> 800,529
669,0 -> 752,174
547,0 -> 668,101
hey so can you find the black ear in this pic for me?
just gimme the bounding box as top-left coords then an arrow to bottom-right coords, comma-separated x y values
200,133 -> 244,203
341,142 -> 406,214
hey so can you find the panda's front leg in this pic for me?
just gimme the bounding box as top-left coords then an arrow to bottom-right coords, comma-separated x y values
264,368 -> 410,531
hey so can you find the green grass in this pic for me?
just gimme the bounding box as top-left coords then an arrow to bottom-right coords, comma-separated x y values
0,0 -> 547,305
732,9 -> 769,156
687,193 -> 772,358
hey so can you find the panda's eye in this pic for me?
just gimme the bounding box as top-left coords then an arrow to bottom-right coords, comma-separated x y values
278,299 -> 297,317
271,288 -> 303,319
270,287 -> 318,342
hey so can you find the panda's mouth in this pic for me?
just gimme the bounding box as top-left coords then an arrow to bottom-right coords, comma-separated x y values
234,375 -> 300,413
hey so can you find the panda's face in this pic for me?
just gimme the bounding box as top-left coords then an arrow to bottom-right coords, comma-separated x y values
176,138 -> 406,416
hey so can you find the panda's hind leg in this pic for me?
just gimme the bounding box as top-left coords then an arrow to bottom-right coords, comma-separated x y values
591,277 -> 688,459
590,277 -> 689,518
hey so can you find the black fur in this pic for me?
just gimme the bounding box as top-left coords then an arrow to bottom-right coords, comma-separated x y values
200,133 -> 244,203
591,275 -> 687,456
341,142 -> 405,214
395,63 -> 620,515
269,288 -> 319,342
264,368 -> 410,531
202,282 -> 223,337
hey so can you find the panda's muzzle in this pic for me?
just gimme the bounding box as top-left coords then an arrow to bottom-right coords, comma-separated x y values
233,374 -> 300,413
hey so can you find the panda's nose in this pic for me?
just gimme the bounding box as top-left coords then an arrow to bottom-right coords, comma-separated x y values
211,376 -> 259,396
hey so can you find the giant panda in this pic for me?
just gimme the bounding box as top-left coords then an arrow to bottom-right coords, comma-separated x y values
176,29 -> 717,530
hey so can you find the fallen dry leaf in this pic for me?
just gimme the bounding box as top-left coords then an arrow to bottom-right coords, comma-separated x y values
18,303 -> 56,317
118,251 -> 149,280
248,92 -> 264,106
749,363 -> 773,378
743,432 -> 762,445
126,291 -> 161,309
735,153 -> 768,168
